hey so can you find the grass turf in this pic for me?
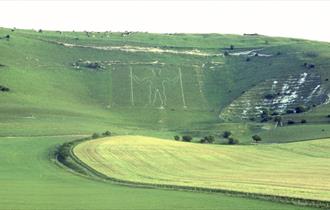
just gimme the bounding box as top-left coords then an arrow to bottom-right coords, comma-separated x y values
74,136 -> 330,202
0,136 -> 319,210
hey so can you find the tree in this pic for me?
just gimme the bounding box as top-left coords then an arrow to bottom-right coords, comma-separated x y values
228,137 -> 239,145
174,135 -> 180,141
230,45 -> 234,50
252,135 -> 262,143
222,131 -> 232,138
206,135 -> 215,143
0,85 -> 10,92
92,133 -> 100,139
224,51 -> 229,56
182,135 -> 192,142
202,135 -> 215,144
200,138 -> 206,143
102,131 -> 112,136
301,119 -> 307,124
287,120 -> 295,125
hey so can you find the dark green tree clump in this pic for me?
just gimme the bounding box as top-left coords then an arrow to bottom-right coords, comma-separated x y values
222,131 -> 232,138
200,135 -> 215,144
182,135 -> 192,142
102,131 -> 112,136
174,135 -> 180,141
228,137 -> 239,145
287,120 -> 295,125
91,133 -> 100,139
252,135 -> 262,143
0,85 -> 10,92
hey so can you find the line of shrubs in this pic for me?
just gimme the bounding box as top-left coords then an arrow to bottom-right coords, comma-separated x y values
174,131 -> 263,145
91,130 -> 112,139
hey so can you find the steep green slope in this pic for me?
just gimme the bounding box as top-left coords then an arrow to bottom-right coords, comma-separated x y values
1,27 -> 330,142
1,27 -> 330,209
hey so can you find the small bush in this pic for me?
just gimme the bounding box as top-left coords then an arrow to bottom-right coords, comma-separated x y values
287,120 -> 295,125
200,138 -> 206,143
252,135 -> 262,143
0,85 -> 10,92
222,131 -> 232,138
86,62 -> 102,69
174,135 -> 180,141
230,45 -> 234,50
327,114 -> 330,118
92,133 -> 100,139
182,135 -> 192,142
102,131 -> 112,136
228,137 -> 239,145
201,135 -> 215,144
301,119 -> 307,124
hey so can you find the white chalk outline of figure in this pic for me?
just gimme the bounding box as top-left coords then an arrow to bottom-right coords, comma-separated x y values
130,66 -> 187,109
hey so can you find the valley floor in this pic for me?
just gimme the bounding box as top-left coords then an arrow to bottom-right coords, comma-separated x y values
0,136 -> 320,210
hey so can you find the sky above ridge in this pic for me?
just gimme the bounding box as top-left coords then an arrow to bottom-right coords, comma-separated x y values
0,1 -> 329,42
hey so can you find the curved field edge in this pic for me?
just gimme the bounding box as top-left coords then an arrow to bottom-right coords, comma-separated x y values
74,136 -> 330,201
55,136 -> 330,209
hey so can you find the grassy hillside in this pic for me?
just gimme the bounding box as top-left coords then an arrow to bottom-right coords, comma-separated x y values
74,136 -> 330,202
1,27 -> 330,142
0,27 -> 330,209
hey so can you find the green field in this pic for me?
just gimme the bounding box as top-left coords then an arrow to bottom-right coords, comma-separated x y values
74,136 -> 330,202
1,136 -> 320,210
1,26 -> 330,209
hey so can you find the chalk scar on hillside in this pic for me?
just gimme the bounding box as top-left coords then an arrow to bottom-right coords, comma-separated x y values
55,41 -> 221,57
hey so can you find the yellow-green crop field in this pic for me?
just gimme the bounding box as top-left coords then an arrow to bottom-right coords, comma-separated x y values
74,136 -> 330,202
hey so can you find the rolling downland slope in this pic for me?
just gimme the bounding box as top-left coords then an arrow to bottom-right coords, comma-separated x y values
1,27 -> 330,209
1,27 -> 330,142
